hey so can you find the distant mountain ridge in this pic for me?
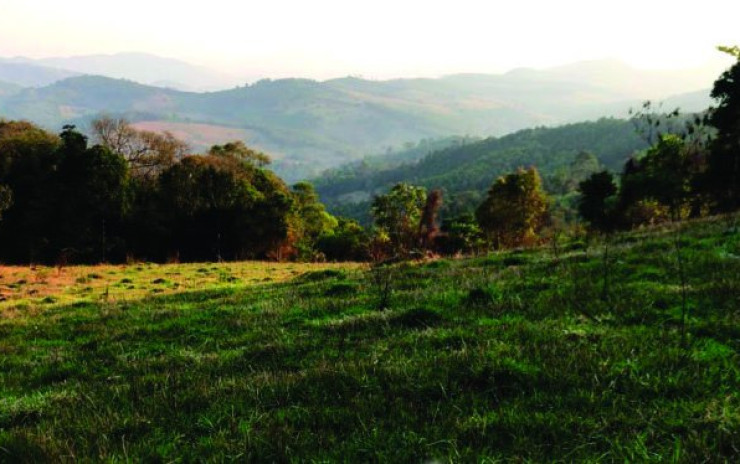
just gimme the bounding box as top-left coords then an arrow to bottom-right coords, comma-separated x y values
0,56 -> 719,181
0,61 -> 80,87
0,53 -> 243,91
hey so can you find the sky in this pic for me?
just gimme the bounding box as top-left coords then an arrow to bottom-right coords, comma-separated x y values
0,0 -> 738,79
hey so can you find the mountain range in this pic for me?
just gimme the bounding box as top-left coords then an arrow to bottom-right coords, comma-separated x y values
0,53 -> 722,181
0,53 -> 242,90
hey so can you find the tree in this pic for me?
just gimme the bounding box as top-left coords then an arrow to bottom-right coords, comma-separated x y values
209,141 -> 271,168
475,167 -> 548,248
291,181 -> 338,260
578,171 -> 618,232
0,121 -> 61,262
157,153 -> 292,261
418,189 -> 442,250
437,213 -> 485,255
578,170 -> 619,302
371,183 -> 427,257
50,126 -> 129,262
316,218 -> 369,261
617,134 -> 697,224
92,116 -> 188,180
706,49 -> 740,211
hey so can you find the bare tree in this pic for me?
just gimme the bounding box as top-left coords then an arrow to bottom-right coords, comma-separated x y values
91,116 -> 189,179
418,189 -> 442,251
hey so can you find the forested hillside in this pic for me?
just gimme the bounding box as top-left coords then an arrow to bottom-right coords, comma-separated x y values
315,118 -> 650,223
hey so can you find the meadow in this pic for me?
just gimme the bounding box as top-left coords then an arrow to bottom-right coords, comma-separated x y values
0,217 -> 738,462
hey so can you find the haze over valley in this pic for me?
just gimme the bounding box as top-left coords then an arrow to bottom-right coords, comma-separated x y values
0,52 -> 723,180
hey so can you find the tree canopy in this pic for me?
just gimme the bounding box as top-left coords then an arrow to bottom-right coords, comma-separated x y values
476,167 -> 549,248
371,183 -> 427,257
707,52 -> 740,211
0,120 -> 334,263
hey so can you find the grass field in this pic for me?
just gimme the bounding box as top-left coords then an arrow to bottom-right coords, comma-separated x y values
1,218 -> 738,462
0,261 -> 357,312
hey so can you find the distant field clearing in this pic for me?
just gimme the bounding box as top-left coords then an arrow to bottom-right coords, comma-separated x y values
131,121 -> 270,154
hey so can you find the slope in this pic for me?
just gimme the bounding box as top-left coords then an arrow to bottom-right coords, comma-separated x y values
314,118 -> 650,222
0,61 -> 80,87
1,217 -> 737,461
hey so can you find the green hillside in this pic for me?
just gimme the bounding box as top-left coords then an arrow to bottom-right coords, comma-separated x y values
1,217 -> 737,461
315,118 -> 650,223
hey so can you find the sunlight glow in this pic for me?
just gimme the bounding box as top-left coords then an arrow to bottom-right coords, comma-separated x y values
0,0 -> 737,79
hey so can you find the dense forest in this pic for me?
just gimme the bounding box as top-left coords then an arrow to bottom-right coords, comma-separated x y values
0,119 -> 357,263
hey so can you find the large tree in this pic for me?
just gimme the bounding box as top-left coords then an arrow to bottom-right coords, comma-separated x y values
291,181 -> 338,260
92,116 -> 188,180
475,167 -> 548,248
209,141 -> 271,168
371,182 -> 427,256
157,151 -> 292,261
0,121 -> 61,262
50,126 -> 129,262
707,49 -> 740,211
578,170 -> 618,232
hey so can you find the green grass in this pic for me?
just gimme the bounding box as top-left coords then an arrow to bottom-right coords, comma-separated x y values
1,217 -> 739,462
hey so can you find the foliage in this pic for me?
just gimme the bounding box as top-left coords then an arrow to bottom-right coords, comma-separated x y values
316,119 -> 648,224
575,98 -> 718,230
546,151 -> 603,195
437,213 -> 486,255
476,167 -> 549,248
50,126 -> 129,262
718,45 -> 740,58
0,124 -> 129,262
290,182 -> 339,260
0,120 -> 333,264
623,135 -> 696,218
418,189 -> 443,250
371,183 -> 427,257
208,140 -> 271,168
707,53 -> 740,211
92,115 -> 188,180
578,170 -> 618,232
316,218 -> 370,261
157,154 -> 293,261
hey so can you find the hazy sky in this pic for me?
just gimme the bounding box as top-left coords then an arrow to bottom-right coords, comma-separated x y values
1,0 -> 738,79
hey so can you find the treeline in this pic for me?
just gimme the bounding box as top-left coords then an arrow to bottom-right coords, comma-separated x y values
0,118 -> 367,264
367,167 -> 549,259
